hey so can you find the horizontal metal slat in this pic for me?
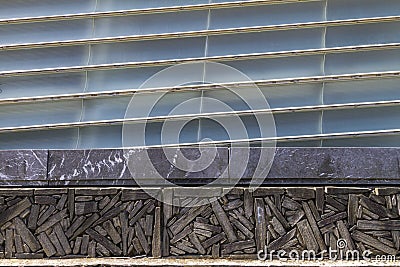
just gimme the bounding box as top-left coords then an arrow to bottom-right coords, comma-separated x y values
0,99 -> 398,133
1,70 -> 399,105
1,15 -> 399,51
1,42 -> 400,78
0,0 -> 320,25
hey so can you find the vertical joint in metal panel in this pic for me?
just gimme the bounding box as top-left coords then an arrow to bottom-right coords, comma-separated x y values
319,0 -> 328,147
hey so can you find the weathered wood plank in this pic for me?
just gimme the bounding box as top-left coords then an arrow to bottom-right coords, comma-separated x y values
264,197 -> 290,229
135,223 -> 150,254
49,231 -> 65,256
244,190 -> 253,219
359,195 -> 397,219
317,212 -> 347,228
268,228 -> 296,251
326,187 -> 371,194
348,194 -> 358,227
357,220 -> 400,230
170,205 -> 207,235
315,187 -> 324,212
75,201 -> 98,216
231,218 -> 254,239
67,189 -> 75,220
152,207 -> 161,258
221,240 -> 255,255
120,211 -> 128,256
5,229 -> 13,258
194,222 -> 222,233
86,229 -> 122,256
35,209 -> 68,234
189,232 -> 206,254
337,220 -> 355,250
253,188 -> 284,197
201,232 -> 226,249
302,202 -> 326,251
254,198 -> 267,252
53,223 -> 72,255
297,219 -> 319,251
103,220 -> 121,244
71,213 -> 100,240
352,230 -> 398,255
170,225 -> 192,244
37,232 -> 57,257
13,217 -> 40,252
0,197 -> 31,227
211,200 -> 237,243
286,188 -> 315,200
34,196 -> 57,206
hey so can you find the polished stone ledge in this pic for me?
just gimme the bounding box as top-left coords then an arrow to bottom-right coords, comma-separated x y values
0,148 -> 398,186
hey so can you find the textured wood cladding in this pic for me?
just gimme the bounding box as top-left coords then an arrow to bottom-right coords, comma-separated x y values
0,187 -> 398,259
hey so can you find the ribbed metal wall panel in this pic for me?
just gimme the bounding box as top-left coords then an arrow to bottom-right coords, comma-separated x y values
0,0 -> 399,148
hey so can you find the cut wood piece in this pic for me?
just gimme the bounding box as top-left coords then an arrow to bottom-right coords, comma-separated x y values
15,234 -> 23,254
337,220 -> 355,250
132,237 -> 144,254
264,197 -> 290,229
100,192 -> 121,216
13,217 -> 40,252
287,210 -> 305,227
15,253 -> 44,259
80,235 -> 90,255
211,200 -> 237,243
152,207 -> 161,258
254,198 -> 267,252
348,194 -> 358,227
88,241 -> 96,257
326,187 -> 371,194
297,219 -> 319,251
357,220 -> 400,230
53,223 -> 72,255
170,225 -> 192,244
75,188 -> 118,196
212,243 -> 220,258
37,206 -> 55,226
231,218 -> 254,239
129,200 -> 155,226
222,199 -> 243,211
194,222 -> 222,233
317,212 -> 347,228
326,196 -> 346,211
253,188 -> 284,197
27,204 -> 40,230
65,216 -> 85,238
96,202 -> 128,226
34,196 -> 57,206
120,211 -> 128,256
71,213 -> 100,240
75,201 -> 98,216
286,188 -> 315,200
315,188 -> 324,212
243,190 -> 253,219
103,220 -> 121,244
282,197 -> 302,211
189,232 -> 206,254
0,197 -> 31,227
56,194 -> 68,210
169,205 -> 207,236
268,228 -> 296,251
375,188 -> 400,196
221,240 -> 255,255
359,195 -> 397,219
5,229 -> 13,258
37,232 -> 56,257
68,189 -> 75,220
145,215 -> 154,237
352,230 -> 398,255
121,190 -> 150,201
170,246 -> 185,255
73,237 -> 82,254
35,208 -> 68,234
194,228 -> 213,238
49,231 -> 65,256
86,229 -> 122,256
307,200 -> 321,221
135,223 -> 150,255
201,233 -> 226,249
302,202 -> 326,251
175,241 -> 197,254
99,196 -> 110,210
232,210 -> 253,231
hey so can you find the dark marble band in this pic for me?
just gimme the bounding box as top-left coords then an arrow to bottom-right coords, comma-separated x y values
1,148 -> 399,186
